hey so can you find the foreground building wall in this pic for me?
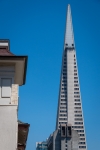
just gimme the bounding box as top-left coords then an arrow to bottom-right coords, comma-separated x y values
0,40 -> 28,150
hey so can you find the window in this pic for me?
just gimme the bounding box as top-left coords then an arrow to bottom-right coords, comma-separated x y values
74,99 -> 80,101
74,81 -> 78,83
60,110 -> 67,112
74,95 -> 80,98
75,122 -> 83,125
80,138 -> 85,140
74,84 -> 78,86
74,92 -> 79,94
73,126 -> 83,128
74,111 -> 82,113
74,73 -> 77,75
75,118 -> 83,121
77,130 -> 84,132
79,142 -> 85,144
74,107 -> 81,109
74,88 -> 79,90
74,69 -> 77,72
74,77 -> 78,79
80,134 -> 84,136
1,78 -> 12,98
75,103 -> 81,105
79,146 -> 86,148
61,126 -> 66,137
75,114 -> 82,117
63,69 -> 66,72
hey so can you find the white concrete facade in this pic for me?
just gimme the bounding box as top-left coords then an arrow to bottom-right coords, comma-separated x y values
0,66 -> 18,150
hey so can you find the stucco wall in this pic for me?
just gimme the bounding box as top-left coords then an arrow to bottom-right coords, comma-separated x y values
0,106 -> 17,150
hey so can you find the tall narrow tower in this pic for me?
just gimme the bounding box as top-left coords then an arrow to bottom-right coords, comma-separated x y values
56,4 -> 87,150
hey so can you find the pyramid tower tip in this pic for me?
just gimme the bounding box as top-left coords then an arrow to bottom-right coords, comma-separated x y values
65,4 -> 75,48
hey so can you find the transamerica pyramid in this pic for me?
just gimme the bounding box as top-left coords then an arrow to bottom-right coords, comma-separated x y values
36,4 -> 87,150
55,4 -> 87,150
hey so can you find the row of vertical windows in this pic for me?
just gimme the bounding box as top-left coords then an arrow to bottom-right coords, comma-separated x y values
79,142 -> 85,144
75,111 -> 82,113
60,102 -> 66,105
79,146 -> 86,148
74,77 -> 78,79
60,114 -> 67,116
74,99 -> 80,101
75,103 -> 81,105
74,107 -> 81,109
60,110 -> 67,112
60,107 -> 67,109
74,95 -> 80,98
80,138 -> 85,140
77,130 -> 84,132
61,95 -> 67,98
75,122 -> 83,124
59,118 -> 67,120
80,134 -> 84,136
74,69 -> 77,72
61,92 -> 66,94
63,73 -> 67,75
59,122 -> 67,124
72,126 -> 83,128
62,88 -> 66,90
61,99 -> 66,101
75,118 -> 83,121
74,88 -> 79,90
74,73 -> 77,75
74,92 -> 79,94
74,84 -> 79,87
75,114 -> 82,117
62,84 -> 67,86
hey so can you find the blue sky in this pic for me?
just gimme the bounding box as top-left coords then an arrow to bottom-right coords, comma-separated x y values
0,0 -> 100,150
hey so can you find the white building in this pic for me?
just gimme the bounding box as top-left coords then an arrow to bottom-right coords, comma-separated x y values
0,39 -> 28,150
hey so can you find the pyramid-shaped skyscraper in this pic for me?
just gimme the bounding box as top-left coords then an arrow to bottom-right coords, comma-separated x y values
36,4 -> 87,150
55,4 -> 87,150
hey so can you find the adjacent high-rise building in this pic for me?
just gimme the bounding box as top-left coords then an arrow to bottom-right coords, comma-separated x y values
37,4 -> 87,150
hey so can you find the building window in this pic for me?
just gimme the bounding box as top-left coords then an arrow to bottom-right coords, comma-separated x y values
79,142 -> 85,144
75,118 -> 83,121
80,138 -> 85,140
1,78 -> 12,98
75,122 -> 83,125
74,92 -> 79,94
75,103 -> 81,105
80,134 -> 84,136
74,95 -> 80,98
75,114 -> 82,117
74,99 -> 80,101
79,146 -> 86,148
74,88 -> 79,90
74,111 -> 82,113
74,80 -> 78,83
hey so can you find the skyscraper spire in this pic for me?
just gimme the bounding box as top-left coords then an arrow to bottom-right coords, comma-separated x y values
65,4 -> 75,48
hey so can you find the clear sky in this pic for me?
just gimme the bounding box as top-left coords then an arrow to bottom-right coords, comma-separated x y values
0,0 -> 100,150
